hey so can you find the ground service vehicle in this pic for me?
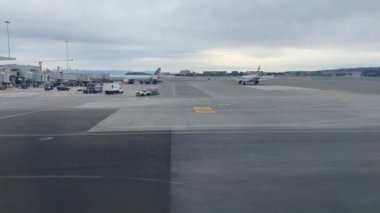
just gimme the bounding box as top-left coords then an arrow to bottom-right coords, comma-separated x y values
44,83 -> 54,91
136,88 -> 159,96
83,84 -> 103,94
56,85 -> 71,91
103,83 -> 124,95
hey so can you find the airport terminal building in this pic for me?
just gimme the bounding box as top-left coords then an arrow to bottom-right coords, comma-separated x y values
0,64 -> 110,89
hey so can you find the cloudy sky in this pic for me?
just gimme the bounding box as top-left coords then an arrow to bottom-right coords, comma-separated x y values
1,0 -> 380,72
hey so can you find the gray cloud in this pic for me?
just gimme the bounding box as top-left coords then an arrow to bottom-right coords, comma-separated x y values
1,0 -> 380,71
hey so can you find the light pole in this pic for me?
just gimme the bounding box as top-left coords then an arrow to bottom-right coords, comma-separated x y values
65,40 -> 69,71
4,21 -> 11,59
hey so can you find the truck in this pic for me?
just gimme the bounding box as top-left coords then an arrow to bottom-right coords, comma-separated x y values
83,84 -> 103,94
103,82 -> 124,95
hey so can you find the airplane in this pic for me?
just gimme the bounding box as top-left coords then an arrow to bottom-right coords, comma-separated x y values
238,66 -> 264,85
109,68 -> 161,84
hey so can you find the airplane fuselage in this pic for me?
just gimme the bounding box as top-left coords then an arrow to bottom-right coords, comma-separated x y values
109,68 -> 161,83
109,74 -> 155,82
238,75 -> 261,85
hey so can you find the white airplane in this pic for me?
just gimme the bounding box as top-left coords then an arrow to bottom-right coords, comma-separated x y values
238,66 -> 264,85
109,68 -> 161,84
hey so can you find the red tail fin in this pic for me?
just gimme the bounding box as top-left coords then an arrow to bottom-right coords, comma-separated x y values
154,68 -> 161,77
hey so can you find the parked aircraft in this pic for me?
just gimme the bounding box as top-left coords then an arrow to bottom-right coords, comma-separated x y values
238,66 -> 263,85
110,68 -> 161,84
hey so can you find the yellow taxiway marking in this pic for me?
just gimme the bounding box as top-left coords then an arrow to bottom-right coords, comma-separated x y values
193,106 -> 215,114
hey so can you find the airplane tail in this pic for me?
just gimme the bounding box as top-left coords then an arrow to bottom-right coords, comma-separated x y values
153,68 -> 161,78
257,65 -> 263,76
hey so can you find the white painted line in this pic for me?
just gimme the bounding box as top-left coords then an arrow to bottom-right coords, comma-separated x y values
38,137 -> 53,141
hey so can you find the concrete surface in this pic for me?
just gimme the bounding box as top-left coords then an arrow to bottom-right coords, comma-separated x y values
0,77 -> 380,212
79,78 -> 380,131
0,109 -> 115,135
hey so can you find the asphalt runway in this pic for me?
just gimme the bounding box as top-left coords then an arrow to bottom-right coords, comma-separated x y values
171,130 -> 380,213
0,130 -> 171,213
1,126 -> 380,212
0,77 -> 380,212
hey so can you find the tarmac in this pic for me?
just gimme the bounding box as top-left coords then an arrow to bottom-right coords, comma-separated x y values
81,77 -> 380,131
0,77 -> 380,212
